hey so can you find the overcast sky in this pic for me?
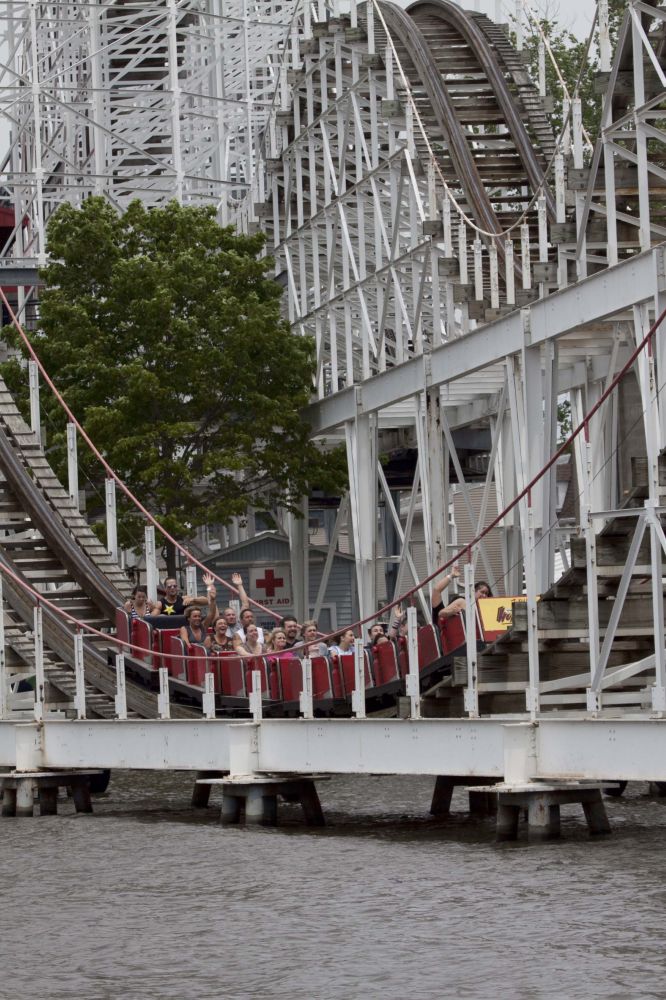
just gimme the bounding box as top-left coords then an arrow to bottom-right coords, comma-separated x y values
452,0 -> 597,39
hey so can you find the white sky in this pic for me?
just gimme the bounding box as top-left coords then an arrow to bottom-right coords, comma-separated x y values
448,0 -> 598,39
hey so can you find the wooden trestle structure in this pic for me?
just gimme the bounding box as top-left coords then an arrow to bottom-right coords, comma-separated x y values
1,2 -> 666,831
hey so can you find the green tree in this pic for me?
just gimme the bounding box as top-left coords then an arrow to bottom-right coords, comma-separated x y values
2,197 -> 346,572
519,1 -> 630,144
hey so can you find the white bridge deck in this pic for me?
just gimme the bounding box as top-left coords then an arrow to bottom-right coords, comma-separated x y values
2,717 -> 666,785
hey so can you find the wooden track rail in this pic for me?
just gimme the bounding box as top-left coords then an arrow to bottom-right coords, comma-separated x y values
0,378 -> 197,719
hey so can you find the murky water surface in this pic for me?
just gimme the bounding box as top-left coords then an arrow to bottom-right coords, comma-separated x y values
2,772 -> 666,999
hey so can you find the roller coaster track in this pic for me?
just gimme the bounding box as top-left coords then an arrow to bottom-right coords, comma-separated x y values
378,0 -> 556,246
0,377 -> 196,719
4,0 -> 665,723
0,2 -> 559,714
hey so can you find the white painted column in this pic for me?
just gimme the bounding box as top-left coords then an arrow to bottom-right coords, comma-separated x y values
345,411 -> 377,624
145,526 -> 158,606
115,653 -> 127,720
28,360 -> 41,445
405,606 -> 421,719
158,667 -> 170,720
67,423 -> 79,507
299,657 -> 314,719
74,632 -> 85,720
105,478 -> 118,563
287,496 -> 309,623
352,637 -> 366,719
28,0 -> 46,264
0,575 -> 6,719
33,604 -> 44,721
167,0 -> 184,203
463,563 -> 479,718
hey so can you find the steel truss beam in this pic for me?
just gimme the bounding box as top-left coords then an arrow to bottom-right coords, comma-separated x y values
3,717 -> 666,785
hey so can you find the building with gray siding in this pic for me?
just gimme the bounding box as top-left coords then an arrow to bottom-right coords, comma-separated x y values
201,531 -> 356,635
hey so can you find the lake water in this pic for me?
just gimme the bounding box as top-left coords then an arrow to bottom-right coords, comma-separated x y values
1,771 -> 666,1000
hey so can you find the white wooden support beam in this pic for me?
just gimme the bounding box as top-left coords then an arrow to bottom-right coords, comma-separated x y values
67,422 -> 79,508
458,222 -> 468,284
158,666 -> 170,720
345,413 -> 376,623
0,578 -> 5,719
473,238 -> 483,301
185,564 -> 197,599
505,240 -> 515,305
505,355 -> 540,710
405,606 -> 421,719
523,501 -> 541,718
562,98 -> 571,157
105,478 -> 118,563
74,632 -> 85,720
299,657 -> 314,719
572,98 -> 587,281
287,496 -> 310,623
649,508 -> 666,709
582,500 -> 601,706
33,604 -> 44,721
424,381 -> 447,579
27,1 -> 46,263
538,39 -> 546,97
541,339 -> 559,588
166,0 -> 184,203
352,638 -> 366,719
203,672 -> 216,720
555,154 -> 566,224
145,526 -> 158,606
537,195 -> 548,263
115,654 -> 127,720
443,198 -> 452,256
366,2 -> 375,54
489,243 -> 499,310
463,563 -> 479,718
631,10 -> 651,252
521,223 -> 531,290
598,0 -> 611,72
28,359 -> 41,445
634,303 -> 661,503
250,669 -> 263,722
603,134 -> 619,267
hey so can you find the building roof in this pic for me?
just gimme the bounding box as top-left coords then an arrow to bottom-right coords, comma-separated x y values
201,530 -> 356,564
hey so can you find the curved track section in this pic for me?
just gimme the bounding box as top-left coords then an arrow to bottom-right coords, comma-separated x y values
406,1 -> 556,218
0,377 -> 195,719
262,0 -> 557,387
378,0 -> 555,248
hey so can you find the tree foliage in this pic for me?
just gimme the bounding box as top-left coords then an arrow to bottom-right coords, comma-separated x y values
519,1 -> 630,144
1,198 -> 346,567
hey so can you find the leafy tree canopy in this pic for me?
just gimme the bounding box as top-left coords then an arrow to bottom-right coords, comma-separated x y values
519,1 -> 629,144
1,198 -> 346,568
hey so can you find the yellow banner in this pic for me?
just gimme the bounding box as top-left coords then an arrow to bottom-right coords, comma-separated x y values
478,596 -> 537,637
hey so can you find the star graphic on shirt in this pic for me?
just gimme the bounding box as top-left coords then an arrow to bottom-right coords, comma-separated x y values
164,604 -> 176,615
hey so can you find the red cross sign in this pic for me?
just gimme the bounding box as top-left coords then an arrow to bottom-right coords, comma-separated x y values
255,568 -> 284,597
250,566 -> 291,607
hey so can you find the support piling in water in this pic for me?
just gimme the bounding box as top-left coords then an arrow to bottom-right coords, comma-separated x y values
0,770 -> 103,817
430,775 -> 500,817
191,770 -> 228,808
196,775 -> 326,828
470,781 -> 613,842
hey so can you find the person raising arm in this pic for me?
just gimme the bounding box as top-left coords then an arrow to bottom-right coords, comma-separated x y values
431,563 -> 462,624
